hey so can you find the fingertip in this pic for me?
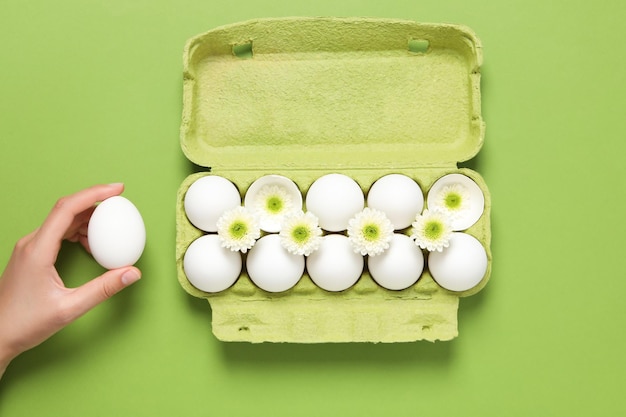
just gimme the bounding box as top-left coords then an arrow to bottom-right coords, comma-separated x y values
121,267 -> 141,286
107,183 -> 125,193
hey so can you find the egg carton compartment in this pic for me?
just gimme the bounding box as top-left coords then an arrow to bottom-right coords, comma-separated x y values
176,17 -> 490,343
176,167 -> 491,343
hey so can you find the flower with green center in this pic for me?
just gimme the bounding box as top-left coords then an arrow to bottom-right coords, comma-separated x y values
216,206 -> 261,253
279,211 -> 323,256
433,183 -> 470,219
410,208 -> 453,252
252,184 -> 295,229
347,208 -> 394,256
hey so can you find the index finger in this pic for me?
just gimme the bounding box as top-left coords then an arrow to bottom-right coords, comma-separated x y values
34,183 -> 125,259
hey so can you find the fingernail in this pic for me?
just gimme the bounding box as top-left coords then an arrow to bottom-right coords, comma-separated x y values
121,269 -> 141,286
108,182 -> 124,187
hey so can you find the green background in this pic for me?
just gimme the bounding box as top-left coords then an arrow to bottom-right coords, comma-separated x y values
1,0 -> 624,415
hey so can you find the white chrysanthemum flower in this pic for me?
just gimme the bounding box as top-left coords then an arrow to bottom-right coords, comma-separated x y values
347,208 -> 394,256
279,211 -> 323,256
410,208 -> 453,252
251,184 -> 295,228
216,206 -> 261,253
432,183 -> 470,219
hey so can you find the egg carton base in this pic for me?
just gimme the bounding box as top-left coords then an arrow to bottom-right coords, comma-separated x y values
208,293 -> 459,343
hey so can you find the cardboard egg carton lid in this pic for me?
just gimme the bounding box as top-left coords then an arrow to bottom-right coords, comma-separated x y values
180,17 -> 484,171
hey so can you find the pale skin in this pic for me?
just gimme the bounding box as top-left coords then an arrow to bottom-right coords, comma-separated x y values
0,183 -> 142,379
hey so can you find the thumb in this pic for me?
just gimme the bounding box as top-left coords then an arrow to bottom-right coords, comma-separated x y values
67,267 -> 141,320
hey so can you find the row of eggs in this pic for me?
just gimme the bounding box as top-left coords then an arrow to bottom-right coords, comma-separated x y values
184,231 -> 487,293
184,172 -> 485,233
182,172 -> 488,294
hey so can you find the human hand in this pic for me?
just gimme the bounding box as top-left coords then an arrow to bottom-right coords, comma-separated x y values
0,183 -> 142,378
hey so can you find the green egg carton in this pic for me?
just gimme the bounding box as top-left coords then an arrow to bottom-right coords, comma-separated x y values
176,17 -> 491,343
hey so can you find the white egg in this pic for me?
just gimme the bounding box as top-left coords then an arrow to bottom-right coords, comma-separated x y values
88,196 -> 146,269
184,175 -> 241,232
306,234 -> 364,292
367,234 -> 424,290
246,234 -> 304,293
427,173 -> 485,231
428,232 -> 488,292
243,174 -> 302,232
183,234 -> 242,293
367,174 -> 424,230
305,173 -> 364,232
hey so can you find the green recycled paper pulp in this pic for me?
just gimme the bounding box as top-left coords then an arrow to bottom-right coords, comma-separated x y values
176,17 -> 492,343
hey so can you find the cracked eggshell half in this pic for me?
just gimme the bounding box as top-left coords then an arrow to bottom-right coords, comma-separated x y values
243,174 -> 302,232
427,173 -> 484,231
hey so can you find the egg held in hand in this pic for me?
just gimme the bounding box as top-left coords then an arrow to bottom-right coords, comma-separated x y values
88,196 -> 146,269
